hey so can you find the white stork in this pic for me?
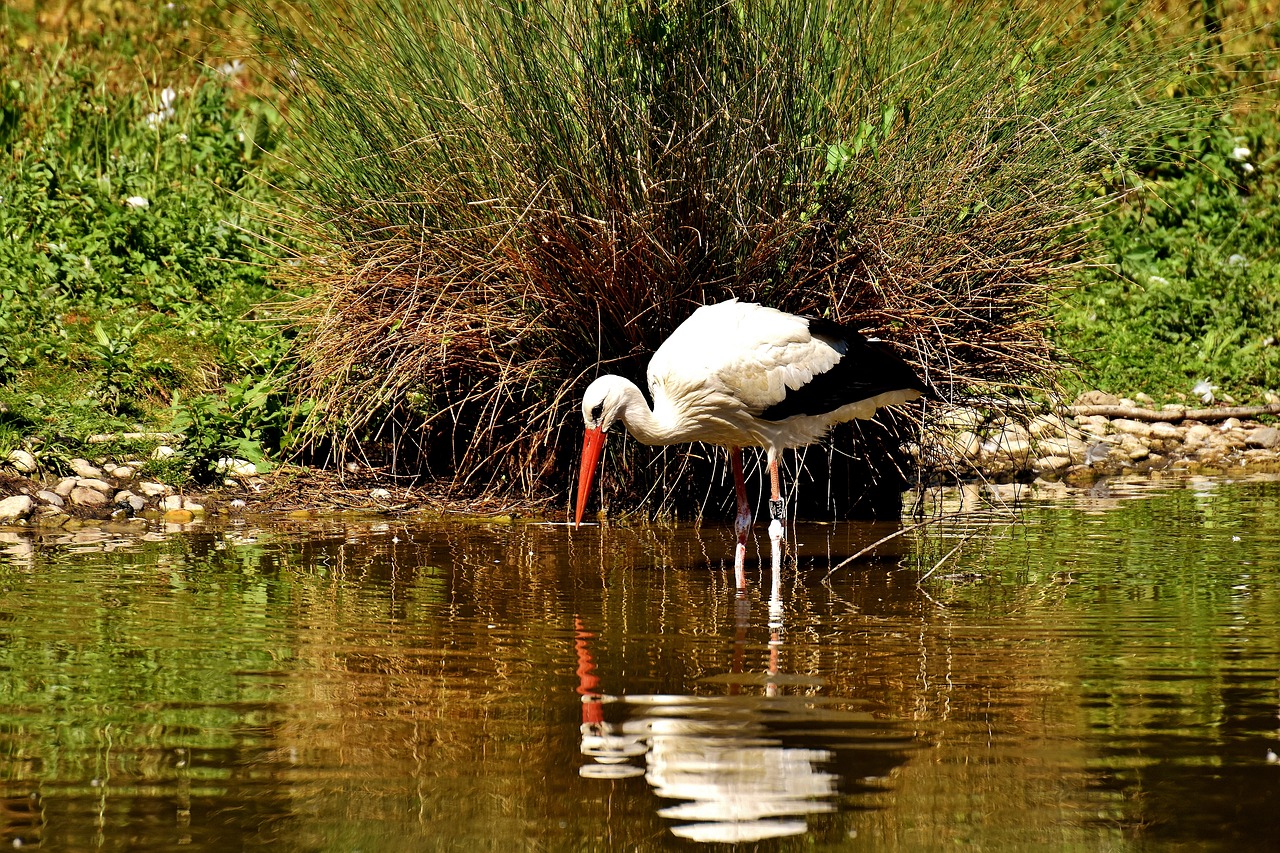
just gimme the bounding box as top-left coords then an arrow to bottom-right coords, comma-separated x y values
573,299 -> 927,565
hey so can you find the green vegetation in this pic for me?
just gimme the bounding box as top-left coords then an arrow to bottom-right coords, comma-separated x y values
1,1 -> 1278,504
1058,78 -> 1280,401
0,1 -> 290,480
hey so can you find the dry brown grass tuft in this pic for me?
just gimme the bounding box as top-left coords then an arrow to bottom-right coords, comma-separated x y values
259,0 -> 1223,518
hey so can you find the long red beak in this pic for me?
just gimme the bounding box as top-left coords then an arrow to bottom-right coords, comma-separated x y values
575,425 -> 606,528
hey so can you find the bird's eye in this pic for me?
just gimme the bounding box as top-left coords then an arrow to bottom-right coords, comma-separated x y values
590,403 -> 604,423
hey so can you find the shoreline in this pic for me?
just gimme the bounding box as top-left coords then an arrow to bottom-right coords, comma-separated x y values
3,392 -> 1279,529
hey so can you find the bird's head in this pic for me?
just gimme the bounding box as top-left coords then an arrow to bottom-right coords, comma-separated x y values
575,376 -> 630,528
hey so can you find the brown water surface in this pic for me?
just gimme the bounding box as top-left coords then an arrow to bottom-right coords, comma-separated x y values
2,476 -> 1279,850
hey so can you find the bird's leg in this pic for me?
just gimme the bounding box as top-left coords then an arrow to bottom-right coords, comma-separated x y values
730,447 -> 751,589
767,455 -> 785,544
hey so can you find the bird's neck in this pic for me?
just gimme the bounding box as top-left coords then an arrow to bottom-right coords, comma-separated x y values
615,379 -> 681,446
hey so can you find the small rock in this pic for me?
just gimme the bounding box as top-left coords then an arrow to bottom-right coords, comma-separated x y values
1027,415 -> 1067,438
138,481 -> 171,498
77,478 -> 114,493
36,490 -> 65,508
370,488 -> 393,500
229,499 -> 247,510
1149,422 -> 1184,441
1221,417 -> 1243,431
1111,419 -> 1154,439
1032,455 -> 1072,474
1036,436 -> 1086,460
1118,433 -> 1150,460
1075,390 -> 1121,407
152,445 -> 177,461
5,449 -> 38,474
1185,423 -> 1214,443
110,465 -> 136,480
1134,392 -> 1155,405
215,457 -> 258,478
0,494 -> 35,522
1246,426 -> 1280,449
183,501 -> 204,513
159,496 -> 185,511
70,458 -> 103,479
936,407 -> 985,431
54,477 -> 78,498
126,496 -> 147,513
70,487 -> 108,507
164,509 -> 195,524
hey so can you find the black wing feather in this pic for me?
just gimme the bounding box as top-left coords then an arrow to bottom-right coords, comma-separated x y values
758,317 -> 927,422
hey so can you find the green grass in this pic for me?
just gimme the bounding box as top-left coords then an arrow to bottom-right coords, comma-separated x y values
1055,6 -> 1280,403
1,0 -> 1278,503
0,1 -> 294,477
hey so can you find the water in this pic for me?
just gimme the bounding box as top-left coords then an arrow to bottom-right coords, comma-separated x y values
2,475 -> 1279,850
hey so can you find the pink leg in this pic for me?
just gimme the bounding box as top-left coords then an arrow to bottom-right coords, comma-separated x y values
730,447 -> 752,589
767,454 -> 785,544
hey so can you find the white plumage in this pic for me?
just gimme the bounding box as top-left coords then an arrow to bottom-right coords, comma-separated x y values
573,299 -> 926,552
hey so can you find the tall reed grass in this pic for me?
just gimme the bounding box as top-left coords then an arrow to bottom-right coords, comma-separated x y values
258,0 -> 1225,516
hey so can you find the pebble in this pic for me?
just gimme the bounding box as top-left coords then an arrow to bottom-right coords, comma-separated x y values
0,495 -> 35,522
5,449 -> 38,473
36,490 -> 65,508
1246,426 -> 1280,449
370,488 -> 393,500
138,481 -> 171,498
215,457 -> 258,478
159,496 -> 185,511
70,458 -> 103,479
77,478 -> 115,493
163,509 -> 195,524
152,445 -> 177,460
70,487 -> 108,508
53,477 -> 78,498
110,465 -> 136,479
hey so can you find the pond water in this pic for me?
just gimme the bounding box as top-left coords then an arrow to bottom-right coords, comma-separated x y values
2,475 -> 1279,851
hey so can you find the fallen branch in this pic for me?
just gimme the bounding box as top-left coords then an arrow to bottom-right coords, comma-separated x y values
1068,404 -> 1280,423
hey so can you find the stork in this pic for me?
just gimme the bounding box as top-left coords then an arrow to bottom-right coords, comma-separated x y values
573,299 -> 927,572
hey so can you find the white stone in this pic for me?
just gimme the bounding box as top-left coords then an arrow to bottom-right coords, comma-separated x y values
152,445 -> 177,460
1149,422 -> 1184,441
0,495 -> 34,522
53,477 -> 78,498
70,458 -> 103,479
5,449 -> 38,474
110,465 -> 136,480
126,496 -> 147,513
229,499 -> 247,510
36,490 -> 65,508
370,488 -> 393,500
159,496 -> 186,511
138,481 -> 171,498
215,457 -> 258,478
70,487 -> 108,507
1111,419 -> 1154,439
1027,415 -> 1067,438
1032,455 -> 1072,473
77,478 -> 114,493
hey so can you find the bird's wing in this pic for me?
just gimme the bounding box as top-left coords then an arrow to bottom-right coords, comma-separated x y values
647,300 -> 924,421
646,300 -> 839,414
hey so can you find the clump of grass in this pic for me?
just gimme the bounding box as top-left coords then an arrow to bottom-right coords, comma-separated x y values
262,0 -> 1225,516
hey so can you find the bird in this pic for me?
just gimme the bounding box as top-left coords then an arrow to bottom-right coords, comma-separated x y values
573,298 -> 927,569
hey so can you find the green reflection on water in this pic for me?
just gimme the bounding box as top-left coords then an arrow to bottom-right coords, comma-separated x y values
0,478 -> 1278,850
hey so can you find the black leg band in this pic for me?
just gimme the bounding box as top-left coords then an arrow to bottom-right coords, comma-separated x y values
769,499 -> 786,521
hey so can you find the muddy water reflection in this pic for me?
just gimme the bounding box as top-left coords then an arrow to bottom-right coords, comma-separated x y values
0,477 -> 1278,849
